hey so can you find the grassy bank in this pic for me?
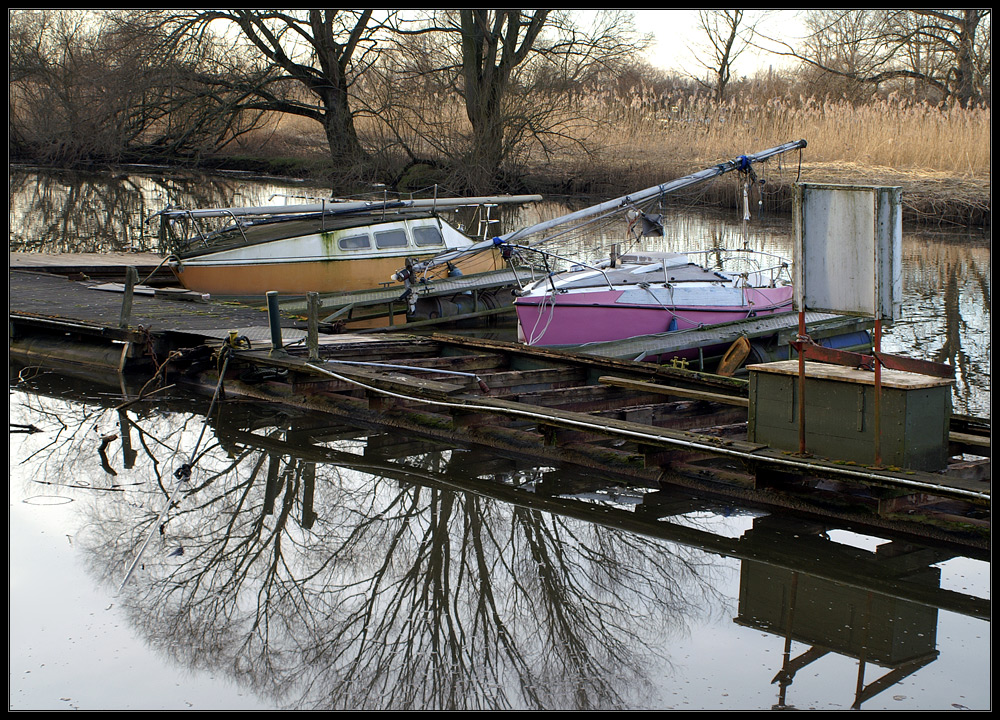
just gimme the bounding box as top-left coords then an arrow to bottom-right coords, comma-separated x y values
219,94 -> 989,227
152,94 -> 994,228
520,93 -> 991,227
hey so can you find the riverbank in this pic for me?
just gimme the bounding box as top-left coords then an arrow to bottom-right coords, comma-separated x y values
206,95 -> 990,229
187,150 -> 991,229
517,158 -> 990,229
11,137 -> 990,230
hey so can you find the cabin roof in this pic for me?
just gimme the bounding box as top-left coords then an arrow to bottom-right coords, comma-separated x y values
173,210 -> 444,258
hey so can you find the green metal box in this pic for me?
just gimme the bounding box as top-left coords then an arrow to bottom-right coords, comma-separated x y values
748,360 -> 953,471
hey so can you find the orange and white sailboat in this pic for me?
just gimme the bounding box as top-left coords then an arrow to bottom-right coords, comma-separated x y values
155,195 -> 541,296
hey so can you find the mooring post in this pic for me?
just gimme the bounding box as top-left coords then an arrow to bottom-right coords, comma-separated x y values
307,292 -> 320,361
119,266 -> 139,329
266,291 -> 286,356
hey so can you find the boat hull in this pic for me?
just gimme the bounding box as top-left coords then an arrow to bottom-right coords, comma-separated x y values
515,286 -> 794,346
171,251 -> 502,296
169,214 -> 502,296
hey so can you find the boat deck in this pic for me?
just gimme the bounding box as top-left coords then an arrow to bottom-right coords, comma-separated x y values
170,209 -> 443,257
551,260 -> 732,289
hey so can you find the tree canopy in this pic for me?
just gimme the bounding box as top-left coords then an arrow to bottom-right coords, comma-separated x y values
767,9 -> 990,106
8,9 -> 990,192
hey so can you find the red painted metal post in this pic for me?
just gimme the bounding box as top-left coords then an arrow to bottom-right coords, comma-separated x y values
874,318 -> 883,467
797,310 -> 806,455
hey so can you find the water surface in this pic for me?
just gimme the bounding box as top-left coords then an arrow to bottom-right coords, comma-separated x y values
8,378 -> 991,711
8,166 -> 991,710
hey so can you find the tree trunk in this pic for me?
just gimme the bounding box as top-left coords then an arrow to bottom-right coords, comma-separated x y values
319,85 -> 363,163
459,10 -> 548,192
952,9 -> 982,107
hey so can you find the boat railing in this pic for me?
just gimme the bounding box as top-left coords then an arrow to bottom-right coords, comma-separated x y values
503,242 -> 616,293
685,248 -> 791,287
190,209 -> 253,249
149,207 -> 249,254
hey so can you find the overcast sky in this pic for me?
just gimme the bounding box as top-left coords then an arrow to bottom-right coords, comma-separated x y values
631,9 -> 807,76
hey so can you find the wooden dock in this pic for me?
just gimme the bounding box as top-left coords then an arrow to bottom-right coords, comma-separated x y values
276,267 -> 535,327
8,268 -> 991,549
572,311 -> 873,365
10,252 -> 536,330
10,251 -> 173,283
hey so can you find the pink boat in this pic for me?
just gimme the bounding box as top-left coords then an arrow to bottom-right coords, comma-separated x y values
397,140 -> 808,348
514,250 -> 794,347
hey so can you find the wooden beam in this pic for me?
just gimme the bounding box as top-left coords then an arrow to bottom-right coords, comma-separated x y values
599,376 -> 750,408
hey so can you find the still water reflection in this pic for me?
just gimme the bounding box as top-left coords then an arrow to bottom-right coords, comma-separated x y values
8,165 -> 991,710
8,369 -> 991,711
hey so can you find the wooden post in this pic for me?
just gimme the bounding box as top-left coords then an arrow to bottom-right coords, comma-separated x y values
119,266 -> 138,329
874,318 -> 883,468
266,291 -> 285,356
797,309 -> 807,455
307,292 -> 320,361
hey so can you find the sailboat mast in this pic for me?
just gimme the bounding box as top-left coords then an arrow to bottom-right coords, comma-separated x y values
155,195 -> 543,220
507,139 -> 807,244
409,139 -> 806,273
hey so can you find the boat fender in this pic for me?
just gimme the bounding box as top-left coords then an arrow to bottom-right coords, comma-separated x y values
717,336 -> 751,377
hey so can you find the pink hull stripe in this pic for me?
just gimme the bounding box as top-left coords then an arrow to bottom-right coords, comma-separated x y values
516,289 -> 794,346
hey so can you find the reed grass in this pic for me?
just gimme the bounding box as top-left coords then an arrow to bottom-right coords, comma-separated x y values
528,91 -> 991,225
234,90 -> 991,225
564,91 -> 990,175
238,92 -> 991,177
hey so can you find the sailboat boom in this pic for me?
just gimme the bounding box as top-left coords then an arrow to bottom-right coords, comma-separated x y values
409,139 -> 807,274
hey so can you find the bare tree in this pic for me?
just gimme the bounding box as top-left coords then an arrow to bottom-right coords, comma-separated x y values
386,10 -> 649,192
9,10 -> 270,164
691,10 -> 766,102
458,10 -> 549,188
765,9 -> 990,105
163,10 -> 388,166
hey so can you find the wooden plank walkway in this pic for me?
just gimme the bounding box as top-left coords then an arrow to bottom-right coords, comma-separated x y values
10,252 -> 534,328
10,252 -> 172,282
276,268 -> 535,315
9,269 -> 295,342
9,268 -> 990,549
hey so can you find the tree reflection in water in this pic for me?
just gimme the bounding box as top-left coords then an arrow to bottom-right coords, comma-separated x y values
881,234 -> 990,417
12,384 -> 725,710
9,168 -> 252,254
10,165 -> 988,709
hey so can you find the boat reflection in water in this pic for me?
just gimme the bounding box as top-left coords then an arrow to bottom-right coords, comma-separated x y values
8,364 -> 989,711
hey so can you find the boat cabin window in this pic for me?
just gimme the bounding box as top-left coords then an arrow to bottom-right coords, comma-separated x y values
339,233 -> 371,251
375,229 -> 408,249
413,226 -> 444,247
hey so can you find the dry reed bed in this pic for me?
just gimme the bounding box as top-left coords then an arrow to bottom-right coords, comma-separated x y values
244,94 -> 990,225
578,93 -> 989,173
542,95 -> 990,225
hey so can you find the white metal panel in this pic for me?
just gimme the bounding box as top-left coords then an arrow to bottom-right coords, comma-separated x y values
875,186 -> 904,321
793,183 -> 902,320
